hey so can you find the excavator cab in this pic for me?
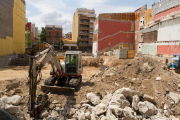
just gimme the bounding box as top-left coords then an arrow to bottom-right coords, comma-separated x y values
65,51 -> 82,74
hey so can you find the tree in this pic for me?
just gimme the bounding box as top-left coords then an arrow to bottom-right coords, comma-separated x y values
40,27 -> 47,43
60,38 -> 64,46
25,28 -> 31,47
76,38 -> 79,46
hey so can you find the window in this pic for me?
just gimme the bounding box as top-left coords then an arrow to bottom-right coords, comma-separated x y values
49,32 -> 51,36
65,54 -> 78,73
56,32 -> 59,36
56,39 -> 59,44
48,39 -> 51,43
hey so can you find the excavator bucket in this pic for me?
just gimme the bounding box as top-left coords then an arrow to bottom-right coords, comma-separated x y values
41,85 -> 75,95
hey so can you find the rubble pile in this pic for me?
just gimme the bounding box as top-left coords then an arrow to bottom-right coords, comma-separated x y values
0,95 -> 25,120
40,88 -> 179,120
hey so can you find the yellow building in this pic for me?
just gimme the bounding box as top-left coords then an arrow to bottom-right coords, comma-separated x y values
72,8 -> 96,51
0,0 -> 26,56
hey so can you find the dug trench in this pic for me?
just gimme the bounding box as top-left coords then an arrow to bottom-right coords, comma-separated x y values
0,56 -> 180,119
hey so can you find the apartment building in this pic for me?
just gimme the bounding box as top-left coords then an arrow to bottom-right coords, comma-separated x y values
45,25 -> 63,50
72,8 -> 96,51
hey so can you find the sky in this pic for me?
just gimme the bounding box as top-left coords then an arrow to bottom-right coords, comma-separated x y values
26,0 -> 160,34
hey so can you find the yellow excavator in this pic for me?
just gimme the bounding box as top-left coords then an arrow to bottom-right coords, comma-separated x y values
27,43 -> 82,119
26,42 -> 47,56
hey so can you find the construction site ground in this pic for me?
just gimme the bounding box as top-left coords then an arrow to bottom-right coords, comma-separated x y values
0,56 -> 180,119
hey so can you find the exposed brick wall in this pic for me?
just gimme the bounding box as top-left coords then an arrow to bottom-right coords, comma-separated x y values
46,30 -> 63,44
26,22 -> 31,32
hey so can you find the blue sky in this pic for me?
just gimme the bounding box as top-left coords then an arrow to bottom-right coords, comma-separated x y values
26,0 -> 160,34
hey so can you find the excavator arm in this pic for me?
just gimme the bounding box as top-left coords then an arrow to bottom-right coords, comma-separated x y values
27,43 -> 63,118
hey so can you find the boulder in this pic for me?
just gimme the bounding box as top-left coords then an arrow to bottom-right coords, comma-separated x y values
168,92 -> 180,104
138,101 -> 158,116
86,92 -> 100,105
7,95 -> 22,105
109,94 -> 130,109
101,94 -> 112,106
0,95 -> 9,109
5,104 -> 19,115
123,107 -> 136,120
85,111 -> 91,119
15,88 -> 21,93
144,94 -> 156,104
132,91 -> 141,97
10,90 -> 15,95
132,95 -> 139,111
93,103 -> 107,115
39,110 -> 49,119
68,108 -> 76,116
106,107 -> 118,120
109,105 -> 123,118
114,88 -> 132,101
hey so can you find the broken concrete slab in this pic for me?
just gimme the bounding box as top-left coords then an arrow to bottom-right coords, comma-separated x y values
144,94 -> 156,104
86,92 -> 100,105
168,92 -> 180,104
7,95 -> 22,105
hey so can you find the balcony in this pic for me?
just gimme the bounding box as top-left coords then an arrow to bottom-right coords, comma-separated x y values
79,38 -> 89,41
47,35 -> 52,37
79,27 -> 90,30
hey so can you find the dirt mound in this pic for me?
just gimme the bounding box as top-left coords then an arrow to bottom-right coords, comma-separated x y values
82,56 -> 131,68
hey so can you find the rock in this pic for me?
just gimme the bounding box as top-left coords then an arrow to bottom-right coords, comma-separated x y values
164,104 -> 168,110
0,95 -> 9,109
150,115 -> 169,120
47,116 -> 59,120
109,105 -> 123,118
6,82 -> 20,90
132,95 -> 139,111
142,62 -> 153,72
15,88 -> 21,93
39,110 -> 49,119
7,95 -> 22,105
54,106 -> 61,111
114,88 -> 132,101
93,103 -> 107,115
51,110 -> 59,117
80,100 -> 89,104
132,91 -> 141,97
143,94 -> 156,104
52,100 -> 59,104
69,108 -> 76,116
91,111 -> 97,120
86,92 -> 100,105
10,90 -> 15,95
138,101 -> 158,116
85,111 -> 91,119
168,92 -> 180,104
106,73 -> 114,77
127,63 -> 132,66
74,104 -> 81,109
101,94 -> 112,106
106,106 -> 118,120
109,94 -> 130,109
123,107 -> 136,120
5,104 -> 19,115
124,107 -> 135,116
156,77 -> 161,81
15,109 -> 25,120
178,84 -> 180,89
77,111 -> 85,120
101,116 -> 108,120
49,104 -> 55,110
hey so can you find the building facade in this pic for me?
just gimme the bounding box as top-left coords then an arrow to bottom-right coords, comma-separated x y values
93,6 -> 146,56
65,32 -> 72,39
45,25 -> 63,50
0,0 -> 26,66
138,0 -> 180,56
72,8 -> 96,51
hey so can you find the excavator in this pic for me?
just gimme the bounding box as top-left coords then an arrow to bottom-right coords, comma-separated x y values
27,43 -> 82,118
26,42 -> 47,56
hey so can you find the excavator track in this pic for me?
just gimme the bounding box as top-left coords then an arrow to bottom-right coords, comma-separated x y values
69,75 -> 82,89
44,76 -> 57,86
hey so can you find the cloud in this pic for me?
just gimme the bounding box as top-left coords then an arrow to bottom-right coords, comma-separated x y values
26,10 -> 31,14
26,0 -> 140,35
26,0 -> 73,34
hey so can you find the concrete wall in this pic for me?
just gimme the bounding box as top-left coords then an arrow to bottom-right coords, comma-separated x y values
0,0 -> 25,56
158,24 -> 180,41
0,54 -> 18,67
142,45 -> 157,55
154,0 -> 180,15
